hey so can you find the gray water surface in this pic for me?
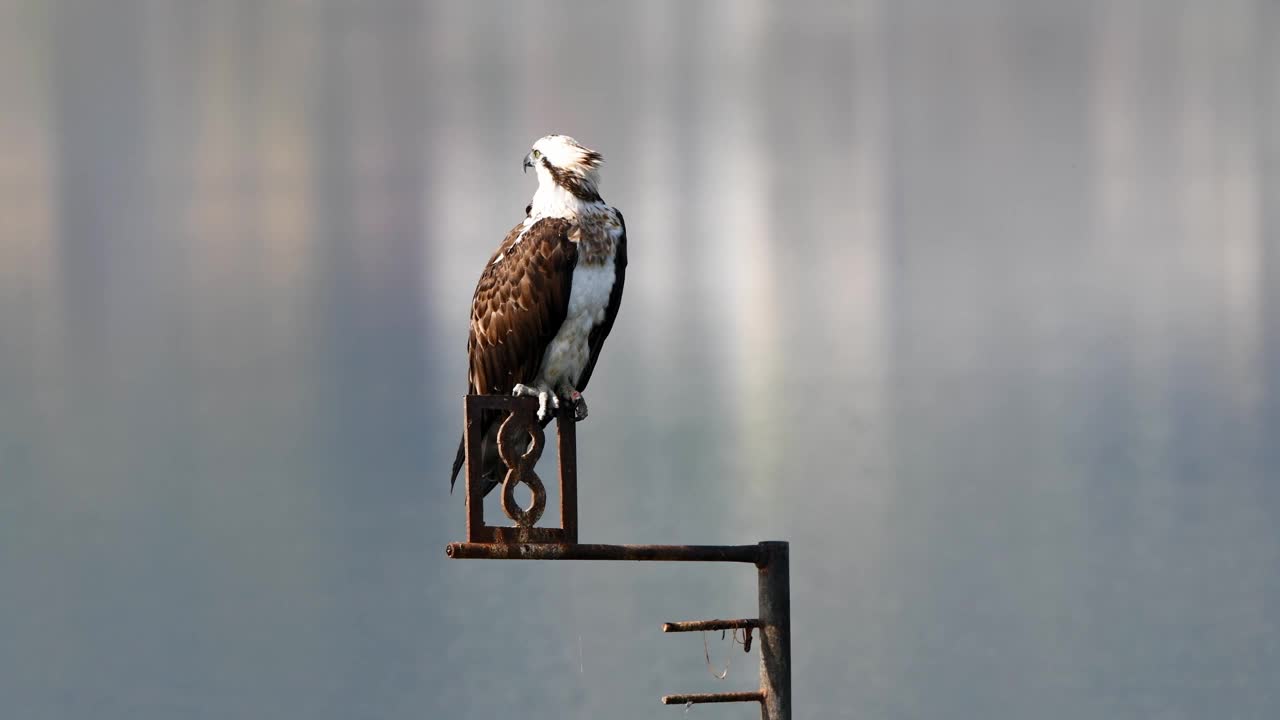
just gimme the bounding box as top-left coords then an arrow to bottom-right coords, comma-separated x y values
2,1 -> 1278,718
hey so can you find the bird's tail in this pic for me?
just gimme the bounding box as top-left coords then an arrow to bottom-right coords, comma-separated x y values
449,414 -> 504,496
449,435 -> 466,493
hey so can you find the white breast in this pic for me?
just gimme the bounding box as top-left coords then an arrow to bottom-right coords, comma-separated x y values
537,252 -> 616,388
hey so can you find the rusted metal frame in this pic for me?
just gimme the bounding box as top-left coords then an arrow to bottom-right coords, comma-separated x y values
463,395 -> 577,544
445,542 -> 763,564
662,618 -> 760,633
446,540 -> 790,718
456,393 -> 791,718
557,409 -> 578,543
463,397 -> 486,542
658,543 -> 788,717
757,541 -> 791,720
661,691 -> 765,705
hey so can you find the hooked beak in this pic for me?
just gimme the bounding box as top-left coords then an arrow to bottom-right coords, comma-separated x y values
523,153 -> 534,173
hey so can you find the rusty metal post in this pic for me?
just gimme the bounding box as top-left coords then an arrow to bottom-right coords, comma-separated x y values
758,541 -> 790,720
556,414 -> 578,543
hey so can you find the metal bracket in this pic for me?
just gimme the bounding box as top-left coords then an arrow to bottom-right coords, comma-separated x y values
658,543 -> 790,717
463,394 -> 577,544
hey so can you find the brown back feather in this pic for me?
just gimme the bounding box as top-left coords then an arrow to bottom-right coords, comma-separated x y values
468,217 -> 577,395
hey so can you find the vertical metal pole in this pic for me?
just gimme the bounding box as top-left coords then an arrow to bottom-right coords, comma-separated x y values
757,541 -> 790,720
463,396 -> 484,542
557,415 -> 578,543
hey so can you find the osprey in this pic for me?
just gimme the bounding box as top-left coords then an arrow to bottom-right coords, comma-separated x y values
450,135 -> 627,495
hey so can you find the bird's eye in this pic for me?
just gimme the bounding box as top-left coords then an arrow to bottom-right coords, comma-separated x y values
532,149 -> 542,160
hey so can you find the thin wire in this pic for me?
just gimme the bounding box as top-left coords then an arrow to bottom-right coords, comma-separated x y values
703,629 -> 731,679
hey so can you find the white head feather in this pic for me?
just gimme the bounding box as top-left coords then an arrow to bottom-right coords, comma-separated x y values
526,135 -> 605,221
531,135 -> 603,181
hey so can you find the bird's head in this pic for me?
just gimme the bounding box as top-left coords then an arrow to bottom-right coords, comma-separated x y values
524,134 -> 604,202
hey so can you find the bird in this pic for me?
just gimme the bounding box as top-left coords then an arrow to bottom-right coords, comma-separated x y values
450,134 -> 627,496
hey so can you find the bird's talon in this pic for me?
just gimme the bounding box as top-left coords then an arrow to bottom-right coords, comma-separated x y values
571,394 -> 588,421
513,383 -> 557,421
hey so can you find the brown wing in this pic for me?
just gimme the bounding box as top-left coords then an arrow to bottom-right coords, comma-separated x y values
468,217 -> 577,395
451,217 -> 576,491
576,209 -> 627,391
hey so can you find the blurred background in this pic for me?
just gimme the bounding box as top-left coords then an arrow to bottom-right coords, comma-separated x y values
2,1 -> 1278,718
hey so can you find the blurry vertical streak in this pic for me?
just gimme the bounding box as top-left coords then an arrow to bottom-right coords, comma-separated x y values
337,0 -> 431,473
0,6 -> 69,697
187,0 -> 255,358
663,0 -> 706,436
0,0 -> 65,461
1184,0 -> 1275,659
622,0 -> 691,538
845,0 -> 891,366
478,2 -> 519,181
696,0 -> 781,505
349,3 -> 391,283
312,0 -> 356,455
629,0 -> 680,400
1252,6 -> 1280,678
1190,1 -> 1264,413
1091,0 -> 1140,256
1172,0 -> 1227,352
1086,3 -> 1280,697
843,0 -> 891,489
258,1 -> 317,312
824,0 -> 894,702
415,0 -> 459,404
45,0 -> 170,702
509,1 -> 543,130
137,0 -> 196,548
624,0 -> 705,516
48,0 -> 158,512
423,2 -> 486,334
1090,0 -> 1171,491
1128,2 -> 1187,520
181,0 -> 273,637
1173,0 -> 1221,316
135,1 -> 225,699
1089,12 -> 1173,675
1177,3 -> 1275,685
1130,8 -> 1178,499
186,1 -> 295,482
1265,0 -> 1280,404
